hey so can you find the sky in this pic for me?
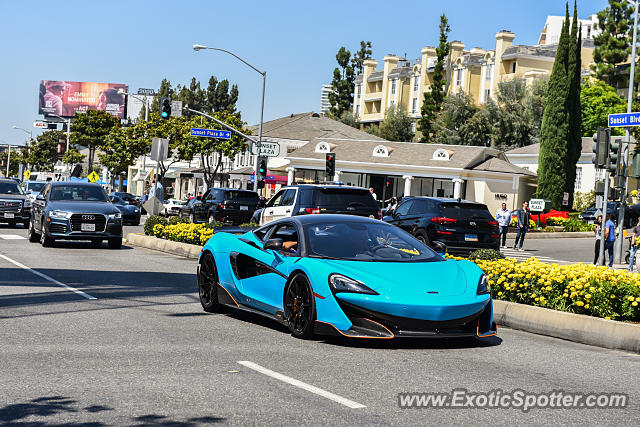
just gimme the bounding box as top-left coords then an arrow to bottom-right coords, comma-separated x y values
0,0 -> 609,146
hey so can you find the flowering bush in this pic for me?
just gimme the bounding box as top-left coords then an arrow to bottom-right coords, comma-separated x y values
545,216 -> 569,226
447,255 -> 640,321
152,222 -> 214,245
509,217 -> 537,229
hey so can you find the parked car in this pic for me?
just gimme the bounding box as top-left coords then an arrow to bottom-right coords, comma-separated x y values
383,197 -> 499,255
163,198 -> 186,216
257,184 -> 379,225
29,182 -> 123,248
180,188 -> 260,225
0,178 -> 30,228
109,191 -> 138,206
108,195 -> 141,225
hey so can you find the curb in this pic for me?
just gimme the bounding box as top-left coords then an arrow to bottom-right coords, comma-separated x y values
493,300 -> 640,353
126,233 -> 202,259
507,231 -> 593,239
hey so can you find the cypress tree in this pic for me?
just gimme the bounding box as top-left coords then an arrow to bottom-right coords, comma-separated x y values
537,4 -> 571,208
566,1 -> 582,207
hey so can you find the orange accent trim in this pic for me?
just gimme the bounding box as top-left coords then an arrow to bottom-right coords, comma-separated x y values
476,321 -> 498,338
315,319 -> 395,339
313,292 -> 325,300
218,282 -> 239,307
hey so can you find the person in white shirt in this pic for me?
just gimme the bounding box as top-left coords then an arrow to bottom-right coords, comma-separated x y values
495,202 -> 511,249
369,187 -> 377,200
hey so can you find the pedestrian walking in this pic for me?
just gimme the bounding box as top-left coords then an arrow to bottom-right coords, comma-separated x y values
604,213 -> 616,267
628,216 -> 640,271
593,215 -> 602,265
495,202 -> 511,249
513,201 -> 530,251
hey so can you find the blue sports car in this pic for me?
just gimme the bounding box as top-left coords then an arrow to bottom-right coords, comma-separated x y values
197,214 -> 497,340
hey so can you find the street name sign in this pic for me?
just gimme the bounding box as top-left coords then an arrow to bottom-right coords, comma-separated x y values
190,128 -> 231,139
33,121 -> 48,129
608,112 -> 640,127
529,198 -> 545,212
137,88 -> 155,96
151,137 -> 169,162
250,141 -> 280,157
87,171 -> 100,183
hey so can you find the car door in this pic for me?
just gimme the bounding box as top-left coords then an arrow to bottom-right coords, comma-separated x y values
262,189 -> 295,224
388,199 -> 414,233
233,222 -> 299,313
32,183 -> 50,231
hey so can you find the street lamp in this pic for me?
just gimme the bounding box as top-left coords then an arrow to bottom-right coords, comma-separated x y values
12,125 -> 32,143
192,43 -> 266,192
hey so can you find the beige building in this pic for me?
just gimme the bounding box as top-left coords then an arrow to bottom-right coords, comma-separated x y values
354,30 -> 595,131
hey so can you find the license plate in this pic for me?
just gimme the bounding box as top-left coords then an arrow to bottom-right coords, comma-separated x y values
81,223 -> 96,232
4,213 -> 14,219
465,234 -> 478,242
240,206 -> 249,211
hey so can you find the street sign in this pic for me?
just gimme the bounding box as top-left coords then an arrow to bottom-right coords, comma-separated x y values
151,137 -> 169,162
23,170 -> 31,180
87,171 -> 100,183
171,101 -> 183,117
608,112 -> 640,127
250,141 -> 281,157
143,196 -> 164,216
190,128 -> 231,139
529,198 -> 545,212
137,88 -> 155,96
33,121 -> 48,129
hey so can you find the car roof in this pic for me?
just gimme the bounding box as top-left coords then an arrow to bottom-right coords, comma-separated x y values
24,180 -> 47,184
50,181 -> 103,187
0,178 -> 19,183
270,214 -> 381,227
403,196 -> 484,205
284,184 -> 369,191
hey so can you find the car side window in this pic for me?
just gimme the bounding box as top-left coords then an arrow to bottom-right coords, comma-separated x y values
280,189 -> 296,207
270,223 -> 299,255
266,190 -> 285,208
41,184 -> 50,200
254,225 -> 272,242
408,199 -> 427,215
394,200 -> 414,216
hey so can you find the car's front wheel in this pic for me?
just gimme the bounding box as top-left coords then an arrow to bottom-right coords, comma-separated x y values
284,273 -> 316,339
198,252 -> 222,312
107,238 -> 122,249
40,220 -> 54,247
28,218 -> 40,243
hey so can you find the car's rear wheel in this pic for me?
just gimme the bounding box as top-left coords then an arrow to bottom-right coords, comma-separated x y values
107,238 -> 122,249
415,231 -> 429,246
28,218 -> 40,243
198,252 -> 222,312
40,220 -> 53,247
284,273 -> 316,339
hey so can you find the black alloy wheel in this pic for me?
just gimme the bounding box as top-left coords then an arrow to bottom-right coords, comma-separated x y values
28,217 -> 40,243
198,252 -> 221,312
284,273 -> 316,339
415,232 -> 429,246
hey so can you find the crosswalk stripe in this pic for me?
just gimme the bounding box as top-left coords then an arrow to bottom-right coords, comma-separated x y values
0,235 -> 27,240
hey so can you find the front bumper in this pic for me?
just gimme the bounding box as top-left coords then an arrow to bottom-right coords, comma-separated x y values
46,217 -> 123,240
0,210 -> 29,223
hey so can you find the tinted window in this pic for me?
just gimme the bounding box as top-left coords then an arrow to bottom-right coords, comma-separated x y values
49,185 -> 108,202
280,189 -> 296,206
394,200 -> 414,216
266,190 -> 285,208
408,199 -> 437,215
25,182 -> 46,193
225,190 -> 259,201
0,181 -> 23,194
305,221 -> 440,262
311,188 -> 377,209
440,203 -> 493,220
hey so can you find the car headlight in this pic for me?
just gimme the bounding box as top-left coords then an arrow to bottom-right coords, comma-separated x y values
48,210 -> 72,219
477,274 -> 490,295
23,199 -> 31,208
108,212 -> 122,219
328,274 -> 378,295
133,207 -> 139,213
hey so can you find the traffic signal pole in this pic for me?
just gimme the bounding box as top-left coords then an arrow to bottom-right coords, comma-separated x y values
599,170 -> 610,266
614,0 -> 639,264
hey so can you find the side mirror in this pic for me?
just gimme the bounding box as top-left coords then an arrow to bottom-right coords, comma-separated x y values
36,194 -> 45,201
431,240 -> 447,256
263,238 -> 283,251
382,215 -> 393,222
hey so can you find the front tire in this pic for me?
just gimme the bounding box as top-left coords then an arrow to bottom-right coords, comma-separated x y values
40,220 -> 53,247
28,218 -> 40,243
415,230 -> 429,246
284,273 -> 316,339
198,252 -> 222,312
91,239 -> 103,248
108,238 -> 122,249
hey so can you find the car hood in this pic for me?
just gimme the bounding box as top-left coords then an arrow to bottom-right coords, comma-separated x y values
0,194 -> 26,201
319,258 -> 470,297
47,201 -> 119,214
114,204 -> 138,213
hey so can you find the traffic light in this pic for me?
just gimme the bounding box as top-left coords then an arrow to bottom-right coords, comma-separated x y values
631,151 -> 640,179
258,157 -> 267,179
161,97 -> 171,119
608,137 -> 622,176
592,127 -> 609,168
325,153 -> 335,177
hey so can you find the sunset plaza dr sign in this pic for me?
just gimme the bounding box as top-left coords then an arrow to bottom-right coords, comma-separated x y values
190,128 -> 231,139
608,112 -> 640,127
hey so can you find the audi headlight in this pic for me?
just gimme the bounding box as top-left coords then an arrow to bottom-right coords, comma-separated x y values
477,274 -> 490,295
108,212 -> 122,219
328,274 -> 378,295
49,210 -> 72,219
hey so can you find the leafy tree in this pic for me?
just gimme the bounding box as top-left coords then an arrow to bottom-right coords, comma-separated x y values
351,41 -> 373,75
98,126 -> 148,190
434,93 -> 478,145
566,1 -> 583,207
337,108 -> 360,129
537,4 -> 571,208
493,78 -> 533,148
24,131 -> 63,171
524,77 -> 549,144
204,76 -> 239,116
375,105 -> 414,142
61,148 -> 85,166
175,77 -> 205,115
417,14 -> 450,143
1,146 -> 25,177
592,0 -> 634,87
328,47 -> 355,118
580,80 -> 626,136
70,110 -> 120,171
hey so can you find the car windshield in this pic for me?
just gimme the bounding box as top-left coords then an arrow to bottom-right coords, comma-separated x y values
305,221 -> 441,262
312,188 -> 377,209
440,203 -> 493,220
171,200 -> 186,205
0,181 -> 24,194
50,185 -> 108,202
226,191 -> 259,201
25,182 -> 46,193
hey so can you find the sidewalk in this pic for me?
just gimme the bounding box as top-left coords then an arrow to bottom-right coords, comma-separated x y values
500,247 -> 635,271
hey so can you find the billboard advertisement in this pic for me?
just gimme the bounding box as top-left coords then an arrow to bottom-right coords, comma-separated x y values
39,80 -> 128,118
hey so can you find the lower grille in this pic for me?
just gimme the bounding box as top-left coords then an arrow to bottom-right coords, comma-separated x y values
49,223 -> 68,234
70,214 -> 106,232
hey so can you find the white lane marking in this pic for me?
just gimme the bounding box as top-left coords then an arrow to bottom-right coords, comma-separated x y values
0,253 -> 96,300
0,235 -> 27,240
238,360 -> 366,409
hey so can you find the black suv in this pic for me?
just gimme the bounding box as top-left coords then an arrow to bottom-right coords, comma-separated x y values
0,178 -> 30,228
383,197 -> 499,255
257,184 -> 379,225
180,188 -> 260,225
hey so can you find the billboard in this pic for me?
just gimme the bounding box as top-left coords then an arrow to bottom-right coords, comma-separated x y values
39,80 -> 128,119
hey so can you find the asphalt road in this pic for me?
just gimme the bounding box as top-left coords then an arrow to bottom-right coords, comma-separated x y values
0,223 -> 638,426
